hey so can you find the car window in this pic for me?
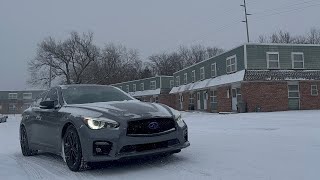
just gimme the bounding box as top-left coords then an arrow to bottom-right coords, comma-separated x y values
33,91 -> 48,107
62,86 -> 134,104
44,88 -> 59,106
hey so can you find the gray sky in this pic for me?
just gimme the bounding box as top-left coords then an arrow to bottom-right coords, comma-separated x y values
0,0 -> 319,90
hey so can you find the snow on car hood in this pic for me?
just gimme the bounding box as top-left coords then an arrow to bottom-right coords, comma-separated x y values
63,100 -> 173,120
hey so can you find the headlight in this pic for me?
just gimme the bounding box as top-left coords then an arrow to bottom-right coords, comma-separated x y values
83,117 -> 119,130
173,111 -> 186,128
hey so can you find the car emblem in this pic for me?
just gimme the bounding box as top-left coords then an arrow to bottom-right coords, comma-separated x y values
148,122 -> 159,130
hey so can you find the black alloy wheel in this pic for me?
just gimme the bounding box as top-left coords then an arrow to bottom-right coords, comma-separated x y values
20,126 -> 37,156
63,125 -> 85,171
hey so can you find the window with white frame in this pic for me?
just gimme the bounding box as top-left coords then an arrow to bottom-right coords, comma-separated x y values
311,85 -> 318,96
211,63 -> 217,77
176,76 -> 180,86
292,52 -> 304,69
189,93 -> 194,105
9,103 -> 17,111
8,93 -> 18,99
150,81 -> 156,90
133,84 -> 136,92
126,85 -> 129,92
210,90 -> 218,103
226,55 -> 237,73
191,70 -> 196,82
23,93 -> 32,100
170,80 -> 174,88
288,84 -> 299,98
267,52 -> 280,69
184,73 -> 188,84
140,83 -> 144,91
200,67 -> 205,80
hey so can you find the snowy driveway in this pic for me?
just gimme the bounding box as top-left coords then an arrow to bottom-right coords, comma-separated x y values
0,111 -> 319,180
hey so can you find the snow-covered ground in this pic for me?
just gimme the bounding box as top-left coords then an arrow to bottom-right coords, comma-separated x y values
0,111 -> 319,180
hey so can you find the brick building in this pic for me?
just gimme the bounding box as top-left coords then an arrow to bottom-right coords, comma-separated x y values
111,76 -> 176,108
0,90 -> 44,114
170,43 -> 320,113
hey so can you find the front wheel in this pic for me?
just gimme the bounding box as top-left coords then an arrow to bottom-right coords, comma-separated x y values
20,126 -> 38,156
63,125 -> 85,171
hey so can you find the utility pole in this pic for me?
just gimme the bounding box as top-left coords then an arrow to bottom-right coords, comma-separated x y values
49,55 -> 53,89
241,0 -> 251,43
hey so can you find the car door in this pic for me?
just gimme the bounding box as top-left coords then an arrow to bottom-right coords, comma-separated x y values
28,91 -> 48,146
36,88 -> 63,151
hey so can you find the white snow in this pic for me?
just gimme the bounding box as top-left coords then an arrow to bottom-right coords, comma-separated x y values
170,70 -> 245,94
129,88 -> 161,97
0,111 -> 320,179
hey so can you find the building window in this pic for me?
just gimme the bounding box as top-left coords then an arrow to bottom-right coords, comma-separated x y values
292,52 -> 304,69
211,63 -> 217,77
176,76 -> 180,86
184,73 -> 188,84
23,93 -> 32,100
288,84 -> 299,98
133,84 -> 136,92
150,81 -> 156,90
140,83 -> 144,91
126,85 -> 129,92
210,90 -> 217,103
226,55 -> 237,73
267,52 -> 280,69
9,103 -> 17,112
200,67 -> 205,80
8,93 -> 18,99
170,80 -> 174,88
191,70 -> 196,82
189,93 -> 195,110
311,85 -> 318,96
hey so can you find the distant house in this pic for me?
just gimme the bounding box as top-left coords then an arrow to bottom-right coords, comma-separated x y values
111,76 -> 175,108
0,90 -> 44,114
170,43 -> 320,112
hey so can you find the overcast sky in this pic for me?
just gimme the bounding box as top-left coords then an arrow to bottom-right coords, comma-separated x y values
0,0 -> 319,90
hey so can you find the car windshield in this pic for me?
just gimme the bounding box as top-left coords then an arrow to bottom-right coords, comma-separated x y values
61,86 -> 134,104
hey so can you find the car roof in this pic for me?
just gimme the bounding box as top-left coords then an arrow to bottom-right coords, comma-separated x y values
58,84 -> 114,89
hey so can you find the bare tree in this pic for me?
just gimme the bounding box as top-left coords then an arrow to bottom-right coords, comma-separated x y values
149,44 -> 223,75
257,28 -> 320,44
28,31 -> 99,87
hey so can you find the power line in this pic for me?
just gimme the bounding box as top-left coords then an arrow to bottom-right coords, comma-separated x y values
252,0 -> 320,15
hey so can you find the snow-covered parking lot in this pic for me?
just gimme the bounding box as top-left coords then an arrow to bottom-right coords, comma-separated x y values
0,111 -> 319,180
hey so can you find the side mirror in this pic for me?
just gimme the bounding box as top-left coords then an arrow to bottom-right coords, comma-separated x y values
40,100 -> 55,109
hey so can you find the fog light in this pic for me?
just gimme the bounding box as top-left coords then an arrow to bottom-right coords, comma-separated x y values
93,141 -> 112,156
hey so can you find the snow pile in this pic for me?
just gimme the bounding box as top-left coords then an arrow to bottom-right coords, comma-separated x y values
129,88 -> 161,97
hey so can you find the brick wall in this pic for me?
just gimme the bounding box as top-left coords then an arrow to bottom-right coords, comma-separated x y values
159,94 -> 176,109
242,82 -> 288,112
299,81 -> 320,110
217,86 -> 232,112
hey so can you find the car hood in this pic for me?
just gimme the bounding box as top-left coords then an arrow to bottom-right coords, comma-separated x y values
64,100 -> 174,120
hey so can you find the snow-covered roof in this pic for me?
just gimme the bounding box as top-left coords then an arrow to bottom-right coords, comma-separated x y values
170,70 -> 245,94
129,88 -> 161,97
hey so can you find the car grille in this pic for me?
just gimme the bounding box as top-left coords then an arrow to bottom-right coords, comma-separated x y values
127,118 -> 176,136
119,139 -> 180,154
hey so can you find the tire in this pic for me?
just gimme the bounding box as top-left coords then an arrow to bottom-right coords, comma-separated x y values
63,125 -> 86,172
20,126 -> 38,156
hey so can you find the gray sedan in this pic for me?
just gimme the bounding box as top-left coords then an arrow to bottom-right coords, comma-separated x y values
20,84 -> 189,171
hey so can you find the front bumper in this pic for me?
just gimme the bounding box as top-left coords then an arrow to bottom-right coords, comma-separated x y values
78,124 -> 189,162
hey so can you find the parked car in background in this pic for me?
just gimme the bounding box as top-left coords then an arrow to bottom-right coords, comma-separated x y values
20,84 -> 190,171
0,114 -> 8,123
